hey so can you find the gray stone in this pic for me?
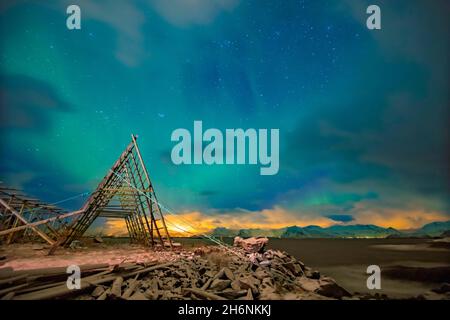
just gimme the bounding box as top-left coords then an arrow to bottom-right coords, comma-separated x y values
231,279 -> 241,291
219,289 -> 247,299
316,277 -> 351,299
222,267 -> 235,280
284,262 -> 303,276
306,270 -> 320,279
210,279 -> 231,291
244,288 -> 253,300
128,291 -> 148,300
91,286 -> 105,298
239,276 -> 260,295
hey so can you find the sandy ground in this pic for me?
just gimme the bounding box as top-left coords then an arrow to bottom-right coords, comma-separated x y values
0,243 -> 190,271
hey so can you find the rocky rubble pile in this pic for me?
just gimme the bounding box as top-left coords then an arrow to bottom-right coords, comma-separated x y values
0,237 -> 355,300
73,237 -> 352,300
72,247 -> 350,300
2,238 -> 449,300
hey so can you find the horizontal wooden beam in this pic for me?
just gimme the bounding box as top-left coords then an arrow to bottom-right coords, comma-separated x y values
0,198 -> 55,245
0,210 -> 84,237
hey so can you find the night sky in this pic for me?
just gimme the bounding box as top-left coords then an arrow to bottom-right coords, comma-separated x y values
0,0 -> 449,235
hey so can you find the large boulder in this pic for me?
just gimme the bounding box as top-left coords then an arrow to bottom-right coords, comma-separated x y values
233,236 -> 269,253
297,277 -> 351,299
297,276 -> 351,299
316,277 -> 352,298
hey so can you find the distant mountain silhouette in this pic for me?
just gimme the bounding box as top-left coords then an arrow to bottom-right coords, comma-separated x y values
440,230 -> 450,237
410,221 -> 450,237
210,220 -> 450,239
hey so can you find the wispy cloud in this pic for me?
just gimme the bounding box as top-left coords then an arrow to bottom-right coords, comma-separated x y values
95,203 -> 449,237
16,0 -> 240,66
351,205 -> 449,230
149,0 -> 239,26
0,74 -> 71,131
69,0 -> 146,67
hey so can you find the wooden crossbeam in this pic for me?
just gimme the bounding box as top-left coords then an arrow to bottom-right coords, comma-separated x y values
0,209 -> 84,237
0,198 -> 55,245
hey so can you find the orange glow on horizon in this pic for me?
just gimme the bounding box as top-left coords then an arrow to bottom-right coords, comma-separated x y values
352,206 -> 449,230
88,206 -> 449,237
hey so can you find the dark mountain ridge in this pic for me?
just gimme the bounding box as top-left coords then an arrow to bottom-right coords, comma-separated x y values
210,220 -> 450,239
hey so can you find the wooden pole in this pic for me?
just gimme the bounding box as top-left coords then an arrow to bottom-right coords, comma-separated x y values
131,134 -> 173,249
0,198 -> 54,245
0,210 -> 83,237
6,203 -> 25,244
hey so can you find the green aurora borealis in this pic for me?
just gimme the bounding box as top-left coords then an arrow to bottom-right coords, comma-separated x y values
0,0 -> 449,232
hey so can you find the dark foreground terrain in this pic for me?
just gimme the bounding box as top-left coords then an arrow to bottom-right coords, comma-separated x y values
0,237 -> 449,299
178,237 -> 450,298
264,238 -> 449,298
0,245 -> 355,300
0,238 -> 450,299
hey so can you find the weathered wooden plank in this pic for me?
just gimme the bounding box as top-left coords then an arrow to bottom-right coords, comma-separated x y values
1,292 -> 15,300
0,198 -> 54,245
0,283 -> 29,296
182,288 -> 227,300
0,274 -> 29,286
12,263 -> 172,300
122,275 -> 140,299
0,210 -> 84,236
110,276 -> 123,298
